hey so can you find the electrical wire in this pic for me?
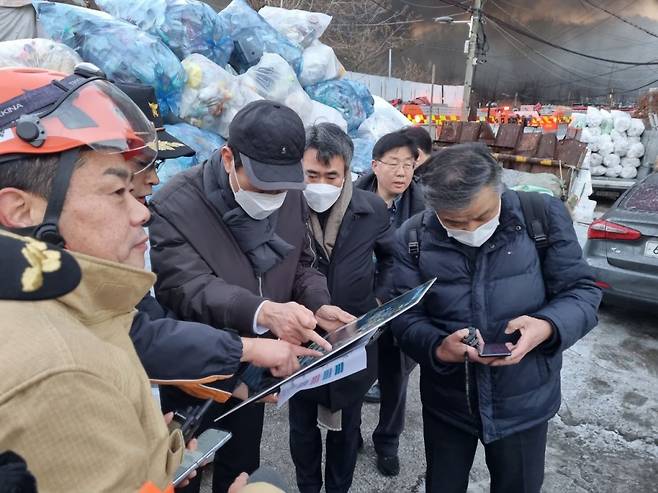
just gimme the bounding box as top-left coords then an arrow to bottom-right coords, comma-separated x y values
482,11 -> 658,65
488,0 -> 650,82
399,0 -> 466,9
586,77 -> 658,98
581,0 -> 658,39
489,17 -> 657,98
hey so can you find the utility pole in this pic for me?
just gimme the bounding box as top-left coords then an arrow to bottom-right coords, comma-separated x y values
462,0 -> 482,121
388,47 -> 392,79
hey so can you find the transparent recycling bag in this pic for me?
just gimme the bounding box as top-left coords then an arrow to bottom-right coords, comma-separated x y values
305,79 -> 374,134
96,0 -> 233,67
259,6 -> 331,48
217,0 -> 303,75
179,53 -> 262,138
0,38 -> 82,73
37,1 -> 186,116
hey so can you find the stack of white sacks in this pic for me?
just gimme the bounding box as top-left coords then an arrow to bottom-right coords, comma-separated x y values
574,107 -> 646,179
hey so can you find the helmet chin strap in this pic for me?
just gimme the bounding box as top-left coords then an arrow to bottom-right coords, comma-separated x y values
30,149 -> 80,247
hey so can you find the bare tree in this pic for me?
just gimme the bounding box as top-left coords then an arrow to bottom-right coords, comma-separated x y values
250,0 -> 427,78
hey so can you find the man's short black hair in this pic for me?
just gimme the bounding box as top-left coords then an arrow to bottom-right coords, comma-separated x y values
404,126 -> 432,155
0,154 -> 63,199
372,130 -> 419,162
305,123 -> 354,172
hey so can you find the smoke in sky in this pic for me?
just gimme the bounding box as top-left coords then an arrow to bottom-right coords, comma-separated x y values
399,0 -> 658,104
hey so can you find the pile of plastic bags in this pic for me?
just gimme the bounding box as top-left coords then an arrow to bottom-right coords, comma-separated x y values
217,0 -> 303,75
356,95 -> 410,142
22,0 -> 410,186
179,53 -> 262,138
351,138 -> 376,175
36,1 -> 186,116
96,0 -> 233,67
575,107 -> 646,179
0,38 -> 82,73
259,6 -> 331,48
298,40 -> 345,87
154,122 -> 226,190
306,79 -> 374,134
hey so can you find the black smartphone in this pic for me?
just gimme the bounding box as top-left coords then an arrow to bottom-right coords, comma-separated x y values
479,343 -> 512,358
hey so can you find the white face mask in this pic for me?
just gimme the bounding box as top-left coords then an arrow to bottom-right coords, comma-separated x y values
303,182 -> 343,213
230,166 -> 287,220
437,202 -> 501,248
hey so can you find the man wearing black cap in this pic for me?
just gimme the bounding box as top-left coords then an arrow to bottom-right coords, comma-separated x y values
148,100 -> 354,493
115,83 -> 321,401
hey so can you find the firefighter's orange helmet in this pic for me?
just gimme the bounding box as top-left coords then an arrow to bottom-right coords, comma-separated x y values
0,66 -> 157,164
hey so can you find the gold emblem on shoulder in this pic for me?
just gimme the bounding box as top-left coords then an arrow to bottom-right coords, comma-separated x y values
149,102 -> 160,118
21,239 -> 62,293
158,140 -> 185,151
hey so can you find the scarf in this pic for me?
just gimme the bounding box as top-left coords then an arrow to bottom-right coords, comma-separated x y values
202,154 -> 294,276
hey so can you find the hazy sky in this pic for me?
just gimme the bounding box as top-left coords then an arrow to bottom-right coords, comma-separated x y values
396,0 -> 658,103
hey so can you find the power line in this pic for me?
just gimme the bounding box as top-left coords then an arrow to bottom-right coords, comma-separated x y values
488,20 -> 606,87
581,0 -> 658,39
483,11 -> 658,65
399,0 -> 466,10
587,77 -> 658,98
489,1 -> 655,79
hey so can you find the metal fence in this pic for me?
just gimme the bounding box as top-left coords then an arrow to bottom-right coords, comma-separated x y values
345,71 -> 464,109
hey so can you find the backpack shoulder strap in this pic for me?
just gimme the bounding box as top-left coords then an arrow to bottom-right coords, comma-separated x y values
516,191 -> 550,262
406,212 -> 424,264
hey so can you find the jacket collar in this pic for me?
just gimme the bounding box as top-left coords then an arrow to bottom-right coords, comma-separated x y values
347,187 -> 376,216
57,251 -> 155,325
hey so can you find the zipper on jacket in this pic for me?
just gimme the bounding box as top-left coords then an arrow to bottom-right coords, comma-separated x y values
306,223 -> 318,269
258,275 -> 263,297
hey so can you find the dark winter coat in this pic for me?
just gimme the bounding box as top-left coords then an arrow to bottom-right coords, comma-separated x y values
130,294 -> 242,381
390,191 -> 602,443
147,157 -> 331,336
354,171 -> 426,227
301,188 -> 396,411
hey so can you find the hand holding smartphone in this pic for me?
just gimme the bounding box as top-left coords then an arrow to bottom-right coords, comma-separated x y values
478,342 -> 512,358
173,429 -> 232,487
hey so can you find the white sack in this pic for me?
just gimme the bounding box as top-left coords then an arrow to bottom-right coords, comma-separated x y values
621,157 -> 641,168
627,118 -> 645,137
306,100 -> 348,132
620,166 -> 638,179
580,127 -> 601,144
591,165 -> 607,176
627,142 -> 645,159
613,115 -> 631,133
614,138 -> 630,157
298,40 -> 345,87
589,152 -> 603,167
259,6 -> 331,48
605,165 -> 622,177
586,106 -> 602,127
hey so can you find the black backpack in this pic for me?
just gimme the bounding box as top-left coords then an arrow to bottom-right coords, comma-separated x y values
407,191 -> 550,264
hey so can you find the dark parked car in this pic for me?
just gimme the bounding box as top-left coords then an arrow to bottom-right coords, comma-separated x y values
584,173 -> 658,309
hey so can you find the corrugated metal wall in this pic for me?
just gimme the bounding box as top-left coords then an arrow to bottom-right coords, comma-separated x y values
345,71 -> 463,108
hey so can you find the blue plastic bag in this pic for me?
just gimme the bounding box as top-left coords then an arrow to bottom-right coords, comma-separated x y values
96,0 -> 233,67
216,0 -> 303,75
36,1 -> 186,116
351,138 -> 375,175
165,122 -> 226,163
154,123 -> 225,189
305,79 -> 374,134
